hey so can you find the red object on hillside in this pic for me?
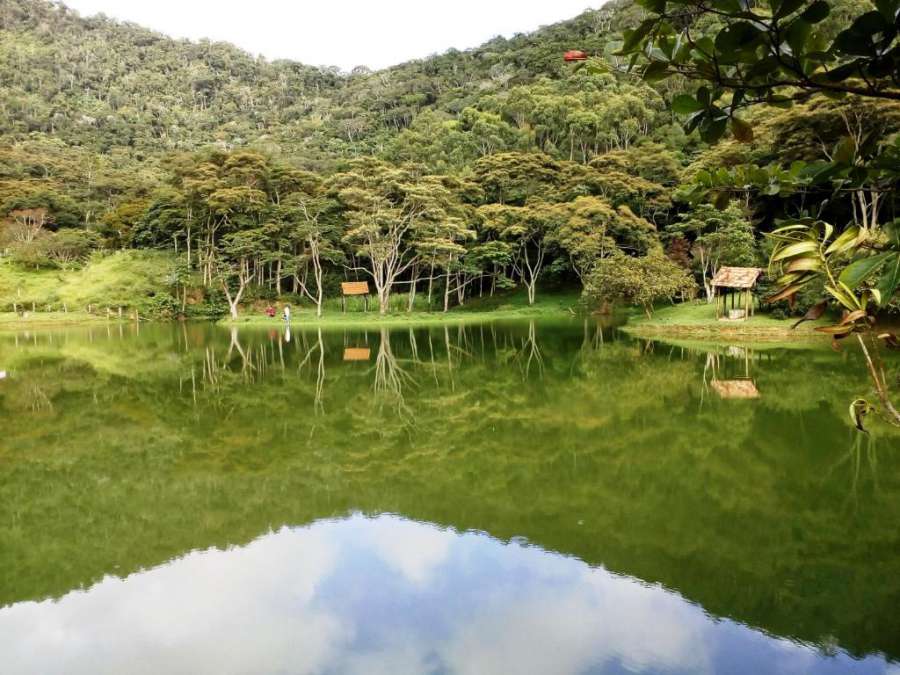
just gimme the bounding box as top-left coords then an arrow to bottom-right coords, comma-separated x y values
563,50 -> 588,62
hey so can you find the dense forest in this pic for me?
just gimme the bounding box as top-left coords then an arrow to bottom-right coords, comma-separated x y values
0,0 -> 897,322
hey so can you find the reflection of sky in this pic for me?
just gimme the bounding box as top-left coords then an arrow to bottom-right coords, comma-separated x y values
0,515 -> 893,675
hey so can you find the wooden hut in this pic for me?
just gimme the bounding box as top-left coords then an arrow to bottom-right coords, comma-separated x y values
711,267 -> 763,320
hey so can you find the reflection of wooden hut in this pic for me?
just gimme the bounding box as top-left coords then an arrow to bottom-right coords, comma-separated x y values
343,348 -> 371,362
712,267 -> 763,320
710,379 -> 760,399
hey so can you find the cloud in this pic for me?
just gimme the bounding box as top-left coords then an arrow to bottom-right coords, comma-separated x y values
60,1 -> 603,71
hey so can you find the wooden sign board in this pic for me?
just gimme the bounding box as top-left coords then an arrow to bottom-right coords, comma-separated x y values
341,281 -> 370,296
343,348 -> 371,361
711,379 -> 760,399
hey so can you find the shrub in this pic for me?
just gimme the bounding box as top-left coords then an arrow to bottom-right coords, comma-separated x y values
584,251 -> 697,318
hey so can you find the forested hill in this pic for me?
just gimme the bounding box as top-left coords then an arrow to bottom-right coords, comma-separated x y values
2,0 -> 897,323
0,0 -> 639,163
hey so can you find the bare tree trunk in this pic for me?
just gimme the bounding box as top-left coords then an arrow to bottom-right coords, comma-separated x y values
407,265 -> 418,313
276,258 -> 282,296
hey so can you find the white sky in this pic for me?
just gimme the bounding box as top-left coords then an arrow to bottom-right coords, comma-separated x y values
61,1 -> 601,71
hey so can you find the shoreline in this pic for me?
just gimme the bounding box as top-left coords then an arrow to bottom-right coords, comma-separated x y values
618,301 -> 831,344
0,294 -> 584,331
0,312 -> 130,330
219,306 -> 581,329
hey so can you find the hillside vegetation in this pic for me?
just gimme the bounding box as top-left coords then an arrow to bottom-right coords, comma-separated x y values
0,0 -> 897,323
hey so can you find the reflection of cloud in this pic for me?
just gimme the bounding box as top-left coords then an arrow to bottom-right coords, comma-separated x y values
445,557 -> 711,675
0,515 -> 889,675
0,526 -> 345,675
361,515 -> 454,587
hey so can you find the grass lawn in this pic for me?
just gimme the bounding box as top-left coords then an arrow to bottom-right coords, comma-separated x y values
222,289 -> 583,328
0,311 -> 119,329
622,300 -> 832,342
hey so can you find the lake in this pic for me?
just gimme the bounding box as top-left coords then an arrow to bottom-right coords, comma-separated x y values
0,319 -> 898,675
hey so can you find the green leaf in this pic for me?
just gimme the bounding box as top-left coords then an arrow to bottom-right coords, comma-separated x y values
775,0 -> 805,18
636,0 -> 666,12
875,253 -> 900,305
642,60 -> 672,81
825,226 -> 861,255
839,252 -> 892,288
834,28 -> 877,57
773,240 -> 819,261
767,281 -> 812,303
747,56 -> 780,77
715,22 -> 763,55
825,60 -> 862,82
620,19 -> 657,54
785,18 -> 812,56
672,94 -> 705,114
765,93 -> 794,108
785,257 -> 822,272
801,1 -> 830,23
874,0 -> 898,21
699,115 -> 728,143
850,11 -> 891,36
731,117 -> 754,142
825,283 -> 862,310
832,137 -> 857,164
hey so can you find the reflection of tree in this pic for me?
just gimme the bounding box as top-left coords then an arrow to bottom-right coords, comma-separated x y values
297,328 -> 326,417
25,383 -> 53,413
827,433 -> 881,512
3,321 -> 900,662
373,328 -> 416,422
226,327 -> 254,381
515,321 -> 544,378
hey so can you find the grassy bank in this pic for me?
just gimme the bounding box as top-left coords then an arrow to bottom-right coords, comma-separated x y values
0,311 -> 121,329
0,252 -> 177,314
222,289 -> 583,328
622,301 -> 831,342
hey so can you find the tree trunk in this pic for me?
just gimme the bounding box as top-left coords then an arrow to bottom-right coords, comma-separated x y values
407,265 -> 418,313
276,258 -> 282,296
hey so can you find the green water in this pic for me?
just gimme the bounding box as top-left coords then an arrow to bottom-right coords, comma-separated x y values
0,320 -> 898,675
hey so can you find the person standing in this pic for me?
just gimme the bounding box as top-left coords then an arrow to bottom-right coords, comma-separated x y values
282,304 -> 292,323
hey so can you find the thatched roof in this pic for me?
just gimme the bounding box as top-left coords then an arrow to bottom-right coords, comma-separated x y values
711,266 -> 763,289
711,379 -> 760,399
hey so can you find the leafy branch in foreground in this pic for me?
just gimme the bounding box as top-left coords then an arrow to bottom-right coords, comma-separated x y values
768,218 -> 900,425
619,0 -> 900,143
624,0 -> 900,429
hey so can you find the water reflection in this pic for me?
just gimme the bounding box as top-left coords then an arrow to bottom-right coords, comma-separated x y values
1,320 -> 899,671
0,514 -> 891,675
